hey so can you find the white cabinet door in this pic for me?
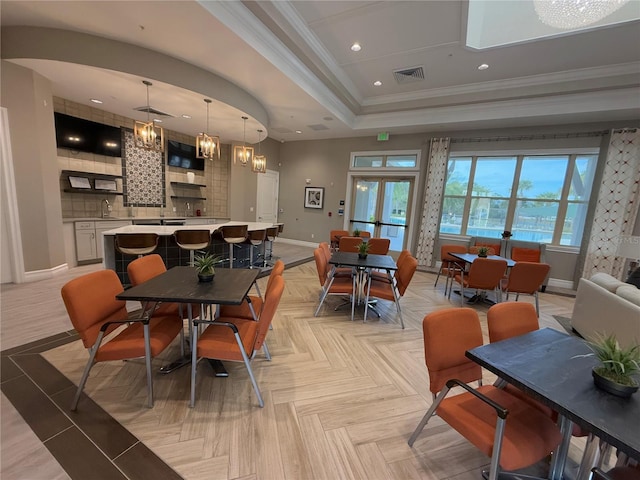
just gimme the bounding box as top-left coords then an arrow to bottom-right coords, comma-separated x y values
95,221 -> 131,259
75,229 -> 97,261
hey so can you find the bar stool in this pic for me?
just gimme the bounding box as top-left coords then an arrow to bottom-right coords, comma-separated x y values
219,224 -> 248,268
115,233 -> 159,258
263,226 -> 279,267
173,229 -> 211,265
244,229 -> 267,268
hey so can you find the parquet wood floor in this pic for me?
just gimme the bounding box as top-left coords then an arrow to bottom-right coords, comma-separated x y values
21,257 -> 579,480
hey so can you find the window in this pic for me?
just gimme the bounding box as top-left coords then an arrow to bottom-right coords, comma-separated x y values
440,153 -> 598,246
351,151 -> 419,169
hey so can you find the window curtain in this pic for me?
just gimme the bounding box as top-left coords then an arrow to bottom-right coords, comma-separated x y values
582,128 -> 640,278
415,137 -> 450,267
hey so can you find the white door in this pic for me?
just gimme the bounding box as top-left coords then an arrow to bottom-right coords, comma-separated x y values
256,170 -> 279,223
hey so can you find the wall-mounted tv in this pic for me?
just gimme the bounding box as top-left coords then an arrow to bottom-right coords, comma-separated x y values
54,112 -> 122,157
167,140 -> 204,171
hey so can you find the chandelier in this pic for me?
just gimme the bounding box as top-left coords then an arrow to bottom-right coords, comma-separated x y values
196,99 -> 220,160
134,80 -> 164,152
533,0 -> 630,30
252,129 -> 267,173
233,116 -> 254,167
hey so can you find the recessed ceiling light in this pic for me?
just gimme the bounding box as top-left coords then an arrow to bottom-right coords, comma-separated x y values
90,98 -> 103,104
181,114 -> 191,119
295,130 -> 302,134
153,118 -> 163,123
350,43 -> 361,52
478,63 -> 489,70
373,80 -> 383,86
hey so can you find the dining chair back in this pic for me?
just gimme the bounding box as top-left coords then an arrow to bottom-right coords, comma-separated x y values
501,262 -> 551,316
449,258 -> 508,305
330,229 -> 349,250
435,244 -> 468,295
190,275 -> 285,407
357,231 -> 371,238
366,237 -> 391,255
469,245 -> 496,256
365,254 -> 417,328
368,249 -> 413,285
510,247 -> 541,262
408,307 -> 563,480
487,302 -> 539,343
173,229 -> 210,264
472,238 -> 502,256
338,236 -> 363,252
313,247 -> 356,320
61,269 -> 183,410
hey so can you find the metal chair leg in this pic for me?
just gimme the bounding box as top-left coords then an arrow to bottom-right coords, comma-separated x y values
143,323 -> 153,408
408,387 -> 449,446
71,333 -> 103,411
234,332 -> 264,407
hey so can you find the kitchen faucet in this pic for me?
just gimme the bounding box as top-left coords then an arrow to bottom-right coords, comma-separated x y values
185,201 -> 192,217
101,199 -> 111,218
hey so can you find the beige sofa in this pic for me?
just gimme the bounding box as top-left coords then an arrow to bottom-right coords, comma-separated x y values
571,273 -> 640,349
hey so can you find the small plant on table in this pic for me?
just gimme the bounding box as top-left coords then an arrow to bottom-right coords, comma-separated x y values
193,251 -> 221,282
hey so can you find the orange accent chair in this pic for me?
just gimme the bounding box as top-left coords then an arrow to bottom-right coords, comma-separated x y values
338,236 -> 363,252
473,238 -> 502,256
366,237 -> 391,255
500,262 -> 551,316
190,275 -> 285,407
487,302 -> 539,344
320,242 -> 351,278
127,254 -> 201,320
435,244 -> 468,295
314,247 -> 356,320
408,308 -> 563,480
448,258 -> 508,306
364,254 -> 417,329
510,247 -> 541,262
219,259 -> 284,323
330,230 -> 349,251
369,249 -> 411,284
61,269 -> 184,410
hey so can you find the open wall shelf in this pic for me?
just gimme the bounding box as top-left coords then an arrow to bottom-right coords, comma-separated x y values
170,181 -> 206,188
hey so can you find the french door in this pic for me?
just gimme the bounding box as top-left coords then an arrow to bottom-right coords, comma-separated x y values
350,177 -> 413,252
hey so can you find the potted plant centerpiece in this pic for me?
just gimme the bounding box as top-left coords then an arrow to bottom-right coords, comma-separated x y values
352,227 -> 361,237
358,241 -> 370,259
588,334 -> 639,398
192,251 -> 221,282
476,246 -> 490,258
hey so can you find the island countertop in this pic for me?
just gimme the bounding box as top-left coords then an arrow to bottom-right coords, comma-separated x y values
101,220 -> 276,236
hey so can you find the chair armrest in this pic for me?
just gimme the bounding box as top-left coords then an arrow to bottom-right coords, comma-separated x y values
445,379 -> 509,419
99,314 -> 149,332
192,319 -> 239,334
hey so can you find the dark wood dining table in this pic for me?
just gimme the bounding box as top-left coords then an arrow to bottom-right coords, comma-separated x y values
324,251 -> 398,323
466,328 -> 640,479
116,266 -> 260,375
448,252 -> 515,304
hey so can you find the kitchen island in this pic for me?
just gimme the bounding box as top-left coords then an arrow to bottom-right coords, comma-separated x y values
102,221 -> 276,284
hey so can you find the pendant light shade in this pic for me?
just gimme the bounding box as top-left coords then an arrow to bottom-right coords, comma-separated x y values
252,129 -> 267,173
233,116 -> 254,167
196,99 -> 220,160
134,80 -> 164,152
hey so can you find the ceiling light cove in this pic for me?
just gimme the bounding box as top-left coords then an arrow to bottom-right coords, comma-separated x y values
373,80 -> 383,86
350,43 -> 362,52
478,64 -> 489,70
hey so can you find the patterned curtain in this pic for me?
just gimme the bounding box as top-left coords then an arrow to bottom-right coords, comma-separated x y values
583,128 -> 640,278
415,137 -> 450,267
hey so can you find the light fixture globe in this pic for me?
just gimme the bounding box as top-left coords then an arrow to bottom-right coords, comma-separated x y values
134,80 -> 164,152
196,99 -> 220,160
252,129 -> 267,174
533,0 -> 630,30
233,116 -> 254,167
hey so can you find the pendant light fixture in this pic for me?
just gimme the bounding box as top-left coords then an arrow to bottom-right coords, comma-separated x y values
233,116 -> 254,167
252,129 -> 267,173
134,80 -> 164,152
196,98 -> 220,160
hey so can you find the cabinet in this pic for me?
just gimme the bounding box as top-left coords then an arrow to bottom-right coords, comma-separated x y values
75,220 -> 131,263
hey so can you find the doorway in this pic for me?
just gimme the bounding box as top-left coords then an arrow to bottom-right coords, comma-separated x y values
256,169 -> 279,223
350,177 -> 414,252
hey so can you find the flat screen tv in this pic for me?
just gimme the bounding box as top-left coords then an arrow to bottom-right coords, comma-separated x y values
54,112 -> 122,157
167,140 -> 204,171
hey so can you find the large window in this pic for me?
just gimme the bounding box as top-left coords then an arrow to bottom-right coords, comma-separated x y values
440,153 -> 598,246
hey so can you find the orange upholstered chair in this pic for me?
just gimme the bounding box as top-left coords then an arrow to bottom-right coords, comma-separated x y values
408,308 -> 563,480
449,258 -> 508,305
510,247 -> 541,262
219,260 -> 284,324
355,230 -> 371,238
365,254 -> 417,329
338,236 -> 363,252
366,237 -> 391,255
313,247 -> 356,320
487,302 -> 539,344
320,242 -> 351,278
369,249 -> 411,284
190,275 -> 285,407
329,230 -> 349,251
500,262 -> 551,316
435,244 -> 468,295
61,269 -> 184,410
127,254 -> 201,320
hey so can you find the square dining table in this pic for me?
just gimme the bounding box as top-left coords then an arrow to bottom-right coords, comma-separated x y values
116,266 -> 260,374
466,328 -> 639,479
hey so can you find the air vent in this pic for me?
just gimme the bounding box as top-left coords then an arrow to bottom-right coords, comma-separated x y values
133,106 -> 174,117
307,124 -> 329,131
393,66 -> 425,84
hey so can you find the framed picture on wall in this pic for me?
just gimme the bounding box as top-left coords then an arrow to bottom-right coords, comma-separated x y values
304,187 -> 324,209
